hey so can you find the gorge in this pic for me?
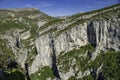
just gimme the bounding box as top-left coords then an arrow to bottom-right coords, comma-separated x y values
0,4 -> 120,80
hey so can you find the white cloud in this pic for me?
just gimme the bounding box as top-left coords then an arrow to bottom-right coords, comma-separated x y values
24,2 -> 54,8
25,4 -> 32,7
38,2 -> 54,7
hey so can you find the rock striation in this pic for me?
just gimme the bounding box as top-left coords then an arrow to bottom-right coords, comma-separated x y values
0,4 -> 120,80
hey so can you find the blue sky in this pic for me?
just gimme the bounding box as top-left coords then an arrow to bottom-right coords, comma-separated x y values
0,0 -> 119,16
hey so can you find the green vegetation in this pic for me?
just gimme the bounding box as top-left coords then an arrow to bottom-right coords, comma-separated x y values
26,47 -> 37,66
0,39 -> 14,68
15,9 -> 40,17
58,44 -> 120,80
68,4 -> 120,20
67,50 -> 120,80
55,19 -> 87,37
57,45 -> 95,73
38,18 -> 63,31
40,27 -> 57,36
0,10 -> 13,19
68,75 -> 94,80
68,76 -> 76,80
0,39 -> 14,57
0,20 -> 27,34
0,4 -> 120,80
102,51 -> 120,80
0,38 -> 25,80
0,39 -> 25,80
17,9 -> 52,19
89,51 -> 120,80
80,75 -> 94,80
30,66 -> 55,80
0,8 -> 51,19
3,68 -> 25,80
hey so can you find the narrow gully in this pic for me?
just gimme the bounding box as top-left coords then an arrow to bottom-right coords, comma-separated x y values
50,36 -> 61,80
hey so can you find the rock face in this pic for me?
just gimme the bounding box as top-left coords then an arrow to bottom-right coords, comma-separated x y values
29,18 -> 120,79
29,35 -> 52,74
0,30 -> 28,68
20,31 -> 30,40
87,19 -> 120,51
54,23 -> 88,56
29,4 -> 120,79
0,4 -> 120,80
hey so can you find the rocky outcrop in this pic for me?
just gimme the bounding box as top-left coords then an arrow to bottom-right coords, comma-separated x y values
20,31 -> 30,40
0,4 -> 120,80
0,30 -> 29,68
88,19 -> 120,50
29,35 -> 53,74
54,23 -> 88,56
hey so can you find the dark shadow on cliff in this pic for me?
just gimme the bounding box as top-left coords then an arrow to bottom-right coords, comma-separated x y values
16,37 -> 20,48
7,61 -> 18,69
25,63 -> 31,80
90,67 -> 105,80
0,60 -> 25,80
3,69 -> 25,80
50,37 -> 61,80
87,22 -> 97,47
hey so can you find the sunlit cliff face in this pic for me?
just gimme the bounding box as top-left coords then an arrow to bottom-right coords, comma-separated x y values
0,4 -> 120,80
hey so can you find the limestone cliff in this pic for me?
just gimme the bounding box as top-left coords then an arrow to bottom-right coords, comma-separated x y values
29,4 -> 120,80
0,4 -> 120,80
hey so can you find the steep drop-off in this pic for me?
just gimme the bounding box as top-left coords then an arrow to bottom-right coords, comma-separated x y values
0,4 -> 120,80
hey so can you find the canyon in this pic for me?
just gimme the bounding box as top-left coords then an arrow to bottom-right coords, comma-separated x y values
0,4 -> 120,80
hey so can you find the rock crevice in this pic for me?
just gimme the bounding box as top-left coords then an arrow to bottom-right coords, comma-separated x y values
50,36 -> 61,79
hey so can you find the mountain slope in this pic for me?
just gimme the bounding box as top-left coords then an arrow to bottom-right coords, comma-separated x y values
0,4 -> 120,80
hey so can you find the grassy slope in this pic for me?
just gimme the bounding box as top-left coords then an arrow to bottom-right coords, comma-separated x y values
30,66 -> 55,80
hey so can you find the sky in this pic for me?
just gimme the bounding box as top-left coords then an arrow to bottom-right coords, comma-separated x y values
0,0 -> 120,16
